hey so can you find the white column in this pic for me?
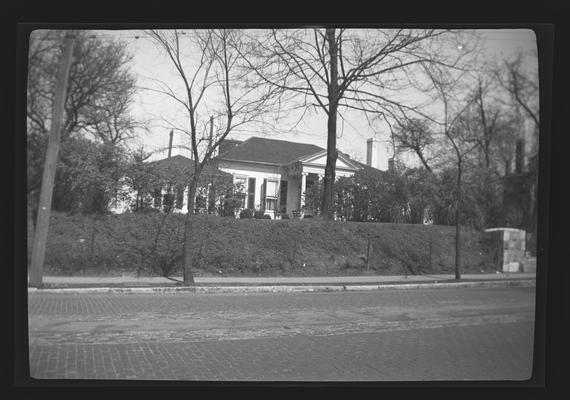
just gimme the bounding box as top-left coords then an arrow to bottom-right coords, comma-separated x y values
300,172 -> 307,209
183,186 -> 189,214
160,186 -> 166,211
205,183 -> 211,213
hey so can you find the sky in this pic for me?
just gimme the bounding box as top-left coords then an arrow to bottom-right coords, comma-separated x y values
97,28 -> 538,169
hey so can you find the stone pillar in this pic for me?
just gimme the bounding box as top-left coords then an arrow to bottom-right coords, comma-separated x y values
484,228 -> 527,272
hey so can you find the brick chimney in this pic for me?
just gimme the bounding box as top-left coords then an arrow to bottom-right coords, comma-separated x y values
366,138 -> 379,169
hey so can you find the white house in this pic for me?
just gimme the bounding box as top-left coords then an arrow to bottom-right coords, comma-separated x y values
214,136 -> 385,218
110,136 -> 386,217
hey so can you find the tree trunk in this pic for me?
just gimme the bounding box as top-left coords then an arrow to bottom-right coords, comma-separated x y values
454,160 -> 462,280
321,28 -> 339,220
182,178 -> 199,285
322,106 -> 338,219
484,138 -> 491,169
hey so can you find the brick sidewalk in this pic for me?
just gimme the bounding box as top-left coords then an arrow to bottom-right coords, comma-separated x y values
32,272 -> 536,287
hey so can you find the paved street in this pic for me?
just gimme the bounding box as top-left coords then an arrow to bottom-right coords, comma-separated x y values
28,286 -> 536,381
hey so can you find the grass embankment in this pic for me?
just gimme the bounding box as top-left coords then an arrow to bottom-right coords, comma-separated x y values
29,212 -> 496,277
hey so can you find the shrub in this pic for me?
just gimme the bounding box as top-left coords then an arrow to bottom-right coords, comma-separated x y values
254,210 -> 266,219
239,208 -> 254,219
281,214 -> 290,219
221,198 -> 242,217
263,214 -> 272,219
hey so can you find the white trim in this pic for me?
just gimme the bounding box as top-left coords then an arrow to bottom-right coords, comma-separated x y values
297,150 -> 361,170
217,158 -> 283,167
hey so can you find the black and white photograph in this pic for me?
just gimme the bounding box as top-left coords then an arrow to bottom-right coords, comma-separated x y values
19,24 -> 550,384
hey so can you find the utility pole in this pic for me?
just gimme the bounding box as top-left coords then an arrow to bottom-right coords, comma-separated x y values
29,32 -> 76,288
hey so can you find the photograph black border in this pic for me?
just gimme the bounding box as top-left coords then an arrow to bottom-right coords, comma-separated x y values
8,8 -> 565,397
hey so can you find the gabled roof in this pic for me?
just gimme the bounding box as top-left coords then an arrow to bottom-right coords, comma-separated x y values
217,136 -> 324,165
149,155 -> 194,172
298,149 -> 363,171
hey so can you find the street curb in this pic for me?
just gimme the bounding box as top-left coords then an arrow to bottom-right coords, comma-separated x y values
27,279 -> 536,294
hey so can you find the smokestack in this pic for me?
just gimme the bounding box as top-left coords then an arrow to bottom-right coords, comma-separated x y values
167,129 -> 174,159
366,138 -> 379,168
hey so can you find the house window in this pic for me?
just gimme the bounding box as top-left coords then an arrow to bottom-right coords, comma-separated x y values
195,195 -> 207,211
264,179 -> 279,211
153,188 -> 162,208
236,193 -> 246,209
233,176 -> 247,209
266,198 -> 278,211
234,176 -> 247,191
265,179 -> 278,198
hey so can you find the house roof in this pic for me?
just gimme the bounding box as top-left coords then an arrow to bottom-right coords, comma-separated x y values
149,155 -> 231,179
217,136 -> 325,165
351,159 -> 386,176
149,154 -> 193,171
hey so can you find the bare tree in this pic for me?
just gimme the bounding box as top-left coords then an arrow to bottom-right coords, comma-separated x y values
496,51 -> 539,134
472,75 -> 501,169
241,28 -> 474,218
422,63 -> 480,279
147,29 -> 280,285
83,78 -> 146,145
392,118 -> 435,172
495,51 -> 539,236
467,72 -> 526,173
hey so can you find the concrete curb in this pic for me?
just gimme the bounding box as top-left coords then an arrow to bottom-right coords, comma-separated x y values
27,279 -> 536,294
